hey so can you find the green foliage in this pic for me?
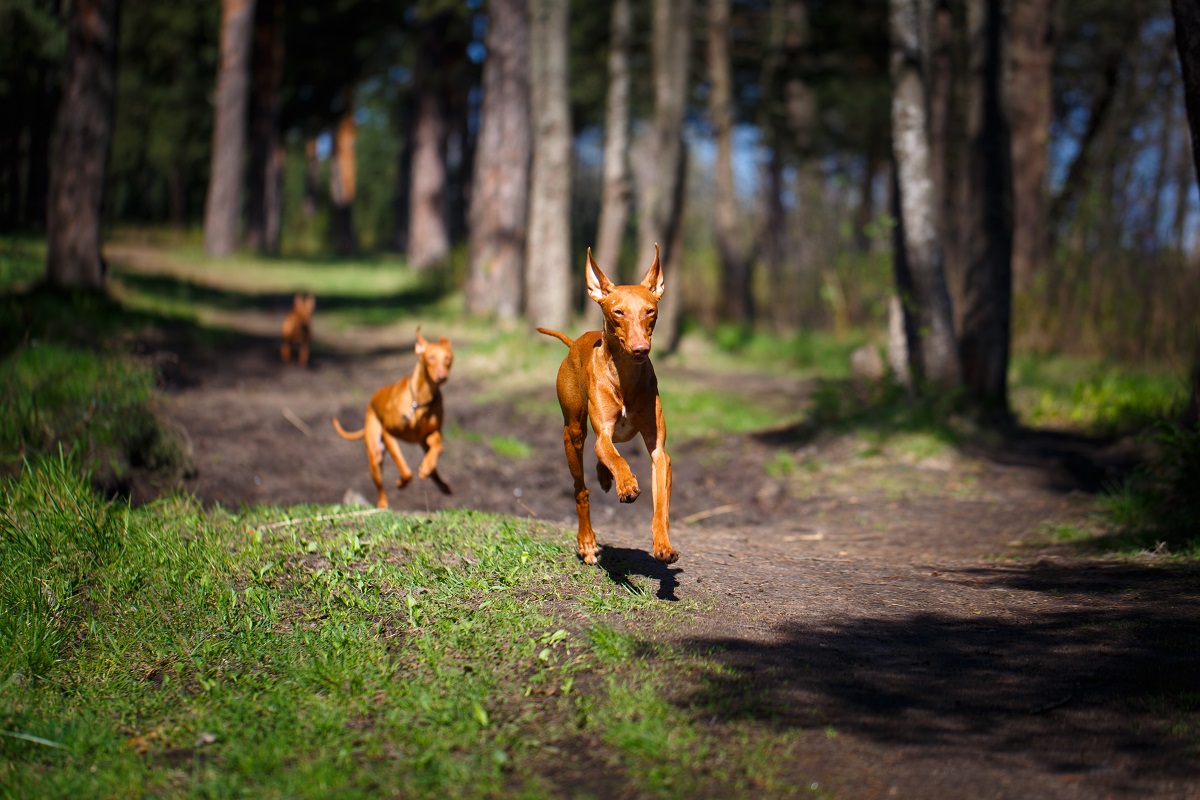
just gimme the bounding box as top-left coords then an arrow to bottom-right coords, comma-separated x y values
1096,422 -> 1200,555
1010,354 -> 1185,435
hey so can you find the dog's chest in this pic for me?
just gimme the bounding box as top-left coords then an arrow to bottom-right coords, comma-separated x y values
612,407 -> 637,442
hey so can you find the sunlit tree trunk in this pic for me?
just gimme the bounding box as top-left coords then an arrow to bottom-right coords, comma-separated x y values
246,0 -> 284,255
525,0 -> 572,329
708,0 -> 754,324
639,0 -> 693,351
889,0 -> 962,391
1007,0 -> 1057,293
330,90 -> 358,257
466,0 -> 530,319
46,0 -> 120,290
407,16 -> 452,271
959,0 -> 1013,424
204,0 -> 257,256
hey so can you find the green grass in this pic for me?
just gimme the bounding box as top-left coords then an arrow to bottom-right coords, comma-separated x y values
0,458 -> 809,798
0,237 -> 45,289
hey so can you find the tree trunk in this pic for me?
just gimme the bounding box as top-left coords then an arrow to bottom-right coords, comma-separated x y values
708,0 -> 754,323
330,90 -> 359,257
639,0 -> 694,352
246,0 -> 284,254
525,0 -> 573,329
466,0 -> 531,320
593,0 -> 633,279
1170,0 -> 1200,427
203,0 -> 256,257
46,0 -> 120,291
889,0 -> 962,392
303,134 -> 320,219
1007,0 -> 1056,293
407,18 -> 451,272
958,0 -> 1013,424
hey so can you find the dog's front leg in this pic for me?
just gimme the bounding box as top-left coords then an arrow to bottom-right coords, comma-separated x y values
642,399 -> 676,563
592,419 -> 638,503
418,429 -> 443,480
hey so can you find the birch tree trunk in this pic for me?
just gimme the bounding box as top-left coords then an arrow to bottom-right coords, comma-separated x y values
203,0 -> 256,256
889,0 -> 962,391
46,0 -> 120,290
525,0 -> 572,329
466,0 -> 531,320
594,0 -> 633,273
958,0 -> 1013,423
638,0 -> 693,351
708,0 -> 754,323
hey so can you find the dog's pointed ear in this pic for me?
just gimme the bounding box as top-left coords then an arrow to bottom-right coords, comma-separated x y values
305,294 -> 316,313
639,243 -> 664,300
414,325 -> 426,354
586,247 -> 616,303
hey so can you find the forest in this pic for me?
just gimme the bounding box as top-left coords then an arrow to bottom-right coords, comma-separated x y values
3,0 -> 1200,797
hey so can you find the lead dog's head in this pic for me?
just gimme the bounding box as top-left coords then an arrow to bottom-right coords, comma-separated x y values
414,326 -> 454,385
586,244 -> 664,364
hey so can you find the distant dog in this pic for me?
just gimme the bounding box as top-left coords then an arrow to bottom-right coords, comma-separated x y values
537,245 -> 676,565
281,293 -> 316,367
332,327 -> 454,508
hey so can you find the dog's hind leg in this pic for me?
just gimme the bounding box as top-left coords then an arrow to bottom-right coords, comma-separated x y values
564,420 -> 599,564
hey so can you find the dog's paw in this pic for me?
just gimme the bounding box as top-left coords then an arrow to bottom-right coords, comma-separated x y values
597,463 -> 613,492
395,475 -> 413,490
578,547 -> 599,565
653,546 -> 679,564
617,479 -> 640,503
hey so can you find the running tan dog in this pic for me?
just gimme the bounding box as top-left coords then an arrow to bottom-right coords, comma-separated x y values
332,328 -> 454,508
537,245 -> 676,565
280,293 -> 316,367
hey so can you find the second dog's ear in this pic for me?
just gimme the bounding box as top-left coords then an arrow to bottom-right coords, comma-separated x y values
639,243 -> 664,300
586,247 -> 616,304
415,325 -> 427,354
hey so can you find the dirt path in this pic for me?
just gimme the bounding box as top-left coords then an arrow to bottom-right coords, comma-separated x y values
149,320 -> 1200,800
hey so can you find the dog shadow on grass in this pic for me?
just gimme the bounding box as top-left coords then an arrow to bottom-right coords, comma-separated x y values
597,545 -> 682,601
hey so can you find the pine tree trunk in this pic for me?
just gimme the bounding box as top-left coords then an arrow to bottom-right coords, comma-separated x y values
46,0 -> 120,290
525,0 -> 573,329
246,0 -> 284,254
639,0 -> 693,352
466,0 -> 530,320
889,0 -> 962,391
407,18 -> 451,272
958,0 -> 1013,424
330,91 -> 359,257
203,0 -> 256,256
709,0 -> 754,324
1007,0 -> 1056,293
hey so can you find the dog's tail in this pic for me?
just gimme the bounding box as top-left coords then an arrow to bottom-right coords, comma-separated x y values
331,416 -> 365,440
536,327 -> 573,347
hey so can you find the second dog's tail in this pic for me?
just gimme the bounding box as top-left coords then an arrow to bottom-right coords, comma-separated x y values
331,416 -> 365,440
536,327 -> 573,347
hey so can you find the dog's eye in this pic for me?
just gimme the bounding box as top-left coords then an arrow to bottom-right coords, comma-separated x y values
613,309 -> 625,317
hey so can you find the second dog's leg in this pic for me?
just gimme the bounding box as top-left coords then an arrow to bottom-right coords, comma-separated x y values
364,416 -> 389,508
382,430 -> 413,490
564,422 -> 599,564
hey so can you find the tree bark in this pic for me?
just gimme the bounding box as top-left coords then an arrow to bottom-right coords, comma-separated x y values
525,0 -> 573,329
1170,0 -> 1200,427
246,0 -> 284,254
958,0 -> 1013,424
330,90 -> 359,257
46,0 -> 121,290
466,0 -> 531,319
303,134 -> 320,220
889,0 -> 962,392
407,18 -> 451,271
203,0 -> 257,256
1007,0 -> 1057,293
639,0 -> 694,351
593,0 -> 633,275
708,0 -> 754,323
